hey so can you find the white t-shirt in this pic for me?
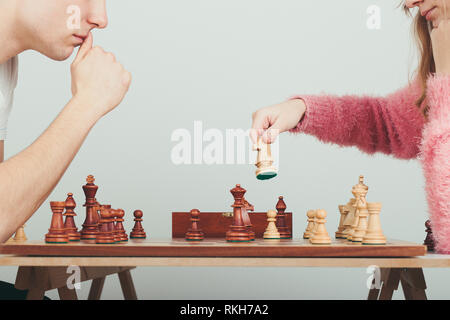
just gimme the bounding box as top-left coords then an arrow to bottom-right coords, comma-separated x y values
0,56 -> 18,140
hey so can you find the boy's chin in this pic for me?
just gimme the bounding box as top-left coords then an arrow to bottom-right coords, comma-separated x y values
43,46 -> 76,61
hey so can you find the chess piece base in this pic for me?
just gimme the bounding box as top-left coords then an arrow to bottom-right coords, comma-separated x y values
256,166 -> 278,180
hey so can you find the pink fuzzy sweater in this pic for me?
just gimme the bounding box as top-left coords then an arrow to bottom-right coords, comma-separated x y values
289,75 -> 450,253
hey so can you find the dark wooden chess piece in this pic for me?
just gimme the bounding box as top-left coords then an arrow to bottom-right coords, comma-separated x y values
45,201 -> 69,243
242,198 -> 255,241
63,193 -> 81,241
185,209 -> 204,241
80,175 -> 99,241
276,196 -> 291,239
424,219 -> 435,252
110,209 -> 121,243
115,209 -> 128,242
130,210 -> 147,239
226,184 -> 252,242
96,208 -> 116,244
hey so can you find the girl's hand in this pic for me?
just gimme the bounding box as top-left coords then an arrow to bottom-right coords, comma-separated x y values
431,20 -> 450,76
250,99 -> 306,144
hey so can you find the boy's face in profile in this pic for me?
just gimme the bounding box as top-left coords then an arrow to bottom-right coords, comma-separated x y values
16,0 -> 108,61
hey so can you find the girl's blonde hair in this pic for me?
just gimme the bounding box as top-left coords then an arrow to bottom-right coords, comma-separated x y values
404,1 -> 448,118
403,3 -> 434,117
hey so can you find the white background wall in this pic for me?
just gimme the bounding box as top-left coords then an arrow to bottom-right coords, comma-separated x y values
3,0 -> 449,299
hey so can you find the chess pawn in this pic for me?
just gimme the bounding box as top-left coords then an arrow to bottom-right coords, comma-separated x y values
115,209 -> 128,242
13,225 -> 27,242
276,196 -> 291,239
335,205 -> 349,239
253,136 -> 277,180
303,210 -> 316,239
424,220 -> 435,252
130,210 -> 147,239
96,208 -> 115,244
185,209 -> 204,241
310,209 -> 331,245
63,193 -> 81,242
263,210 -> 281,239
362,202 -> 386,245
45,201 -> 69,243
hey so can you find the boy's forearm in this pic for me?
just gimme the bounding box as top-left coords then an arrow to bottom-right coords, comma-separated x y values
0,96 -> 98,242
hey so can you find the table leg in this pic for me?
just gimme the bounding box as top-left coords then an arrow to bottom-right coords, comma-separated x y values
57,285 -> 78,300
25,287 -> 45,300
118,269 -> 137,300
378,268 -> 402,300
88,277 -> 106,300
400,268 -> 427,300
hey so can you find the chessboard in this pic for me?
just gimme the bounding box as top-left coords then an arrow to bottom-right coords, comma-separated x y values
0,238 -> 426,257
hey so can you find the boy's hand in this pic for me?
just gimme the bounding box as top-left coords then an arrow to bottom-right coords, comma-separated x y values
70,33 -> 132,118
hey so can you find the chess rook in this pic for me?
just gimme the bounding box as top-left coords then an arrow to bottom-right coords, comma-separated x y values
276,196 -> 291,239
45,201 -> 69,244
185,209 -> 204,241
226,184 -> 252,242
130,210 -> 147,239
362,202 -> 386,245
80,175 -> 99,241
63,193 -> 81,242
96,208 -> 115,244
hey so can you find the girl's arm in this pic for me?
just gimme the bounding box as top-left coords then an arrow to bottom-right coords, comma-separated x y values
289,80 -> 426,160
420,75 -> 450,253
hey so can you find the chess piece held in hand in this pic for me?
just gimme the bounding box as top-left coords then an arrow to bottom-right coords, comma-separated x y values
130,210 -> 147,239
253,136 -> 277,180
185,209 -> 204,241
263,210 -> 281,240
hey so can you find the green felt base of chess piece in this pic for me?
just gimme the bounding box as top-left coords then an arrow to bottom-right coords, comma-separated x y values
256,172 -> 277,180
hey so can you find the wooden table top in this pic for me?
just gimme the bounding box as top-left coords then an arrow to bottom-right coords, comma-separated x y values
0,238 -> 426,258
1,254 -> 450,268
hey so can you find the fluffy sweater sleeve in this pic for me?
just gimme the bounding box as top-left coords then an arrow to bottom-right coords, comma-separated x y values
289,80 -> 426,159
420,74 -> 450,253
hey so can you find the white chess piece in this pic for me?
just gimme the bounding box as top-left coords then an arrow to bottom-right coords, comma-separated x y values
303,210 -> 316,239
263,210 -> 281,239
362,202 -> 386,245
310,209 -> 331,244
